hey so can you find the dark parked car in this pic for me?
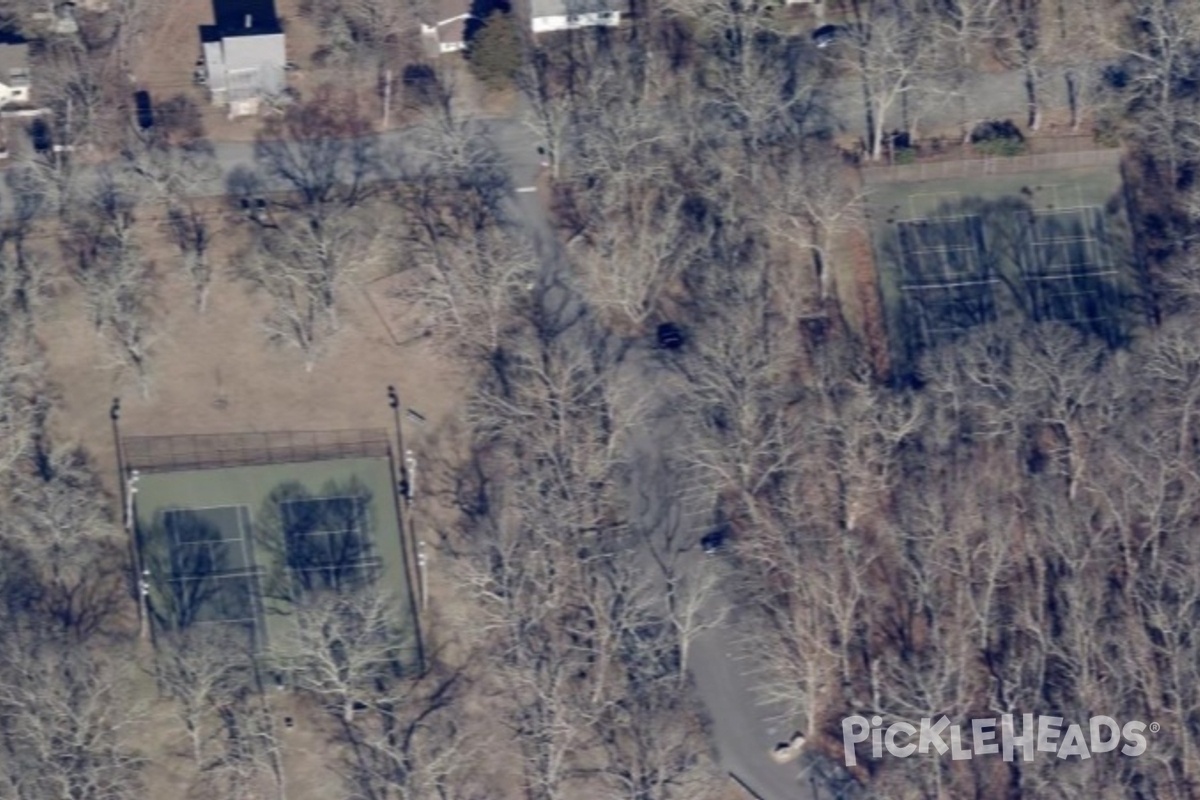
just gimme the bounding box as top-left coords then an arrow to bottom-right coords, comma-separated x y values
812,24 -> 841,48
134,90 -> 153,129
701,528 -> 727,555
657,322 -> 685,350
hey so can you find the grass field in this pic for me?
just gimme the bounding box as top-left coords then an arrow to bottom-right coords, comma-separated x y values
865,164 -> 1144,374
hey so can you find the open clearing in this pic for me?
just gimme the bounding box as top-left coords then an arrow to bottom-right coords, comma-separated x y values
37,203 -> 463,531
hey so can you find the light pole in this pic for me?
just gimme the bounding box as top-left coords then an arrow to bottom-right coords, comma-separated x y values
404,449 -> 416,502
112,398 -> 151,641
387,386 -> 408,499
127,469 -> 151,641
417,540 -> 428,612
111,398 -> 125,523
386,386 -> 426,671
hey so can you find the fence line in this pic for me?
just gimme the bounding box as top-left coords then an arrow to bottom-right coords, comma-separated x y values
862,149 -> 1123,184
123,428 -> 392,472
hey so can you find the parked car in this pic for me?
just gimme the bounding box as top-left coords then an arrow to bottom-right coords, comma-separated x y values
701,528 -> 727,555
770,732 -> 807,764
812,24 -> 841,48
134,90 -> 153,130
656,322 -> 685,350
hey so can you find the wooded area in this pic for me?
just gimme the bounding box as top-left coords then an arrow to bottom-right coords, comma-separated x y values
1,0 -> 1200,798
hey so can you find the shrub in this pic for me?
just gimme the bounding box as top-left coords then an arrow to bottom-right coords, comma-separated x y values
974,138 -> 1027,156
971,119 -> 1026,156
468,12 -> 523,91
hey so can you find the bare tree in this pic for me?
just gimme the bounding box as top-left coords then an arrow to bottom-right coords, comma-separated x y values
0,318 -> 46,479
122,138 -> 220,312
166,201 -> 215,314
304,0 -> 417,68
517,49 -> 574,181
388,187 -> 539,361
1103,0 -> 1200,183
3,441 -> 128,638
196,692 -> 289,800
336,666 -> 489,800
0,631 -> 145,800
1041,0 -> 1112,131
235,200 -> 379,370
62,168 -> 158,390
994,0 -> 1048,131
271,584 -> 413,723
840,0 -> 938,160
155,627 -> 256,765
252,88 -> 378,209
36,38 -> 123,152
761,145 -> 865,303
924,0 -> 1003,140
566,183 -> 694,333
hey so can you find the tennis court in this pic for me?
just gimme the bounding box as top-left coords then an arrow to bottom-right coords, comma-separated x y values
889,207 -> 997,347
163,504 -> 264,628
866,164 -> 1141,370
1021,204 -> 1118,323
130,434 -> 421,663
280,496 -> 382,592
896,215 -> 987,283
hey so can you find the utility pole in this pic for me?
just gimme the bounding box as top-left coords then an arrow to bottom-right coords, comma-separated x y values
387,385 -> 407,496
111,398 -> 125,521
61,96 -> 72,170
417,540 -> 427,612
127,470 -> 151,642
386,386 -> 426,671
382,68 -> 393,129
404,449 -> 416,502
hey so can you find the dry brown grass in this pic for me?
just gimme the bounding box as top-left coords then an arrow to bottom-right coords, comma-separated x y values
29,198 -> 470,796
37,206 -> 464,498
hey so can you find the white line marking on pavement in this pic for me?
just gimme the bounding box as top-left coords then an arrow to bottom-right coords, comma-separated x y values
516,186 -> 538,193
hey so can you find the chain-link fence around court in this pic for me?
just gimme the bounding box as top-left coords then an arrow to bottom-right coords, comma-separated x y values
123,429 -> 393,473
862,148 -> 1123,185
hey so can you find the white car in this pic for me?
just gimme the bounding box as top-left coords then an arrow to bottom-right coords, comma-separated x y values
770,732 -> 807,764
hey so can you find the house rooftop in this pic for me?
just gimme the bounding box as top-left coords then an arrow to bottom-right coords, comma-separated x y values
0,43 -> 29,80
425,0 -> 472,25
201,0 -> 282,40
219,31 -> 285,70
530,0 -> 619,16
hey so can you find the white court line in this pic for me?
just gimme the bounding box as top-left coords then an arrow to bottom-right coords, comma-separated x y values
516,186 -> 538,193
1035,205 -> 1100,217
1031,270 -> 1119,282
901,278 -> 1000,290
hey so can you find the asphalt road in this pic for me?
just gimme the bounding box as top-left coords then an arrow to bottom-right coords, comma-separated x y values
0,57 -> 1084,216
490,131 -> 817,796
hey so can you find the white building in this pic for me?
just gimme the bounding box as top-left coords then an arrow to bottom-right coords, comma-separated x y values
201,15 -> 286,118
530,0 -> 620,34
420,0 -> 475,54
0,44 -> 30,107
